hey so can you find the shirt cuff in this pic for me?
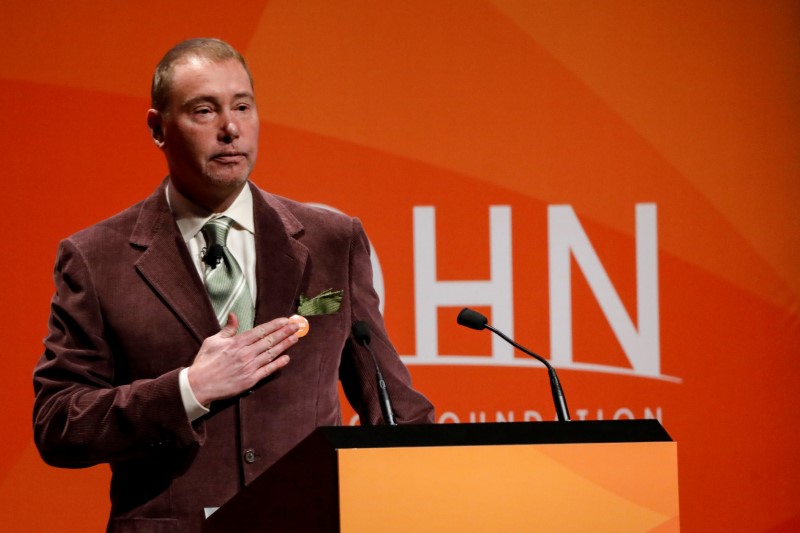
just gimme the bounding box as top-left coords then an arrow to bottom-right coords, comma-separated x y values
179,367 -> 210,422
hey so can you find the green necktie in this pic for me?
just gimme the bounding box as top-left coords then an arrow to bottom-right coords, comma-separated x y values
202,216 -> 254,332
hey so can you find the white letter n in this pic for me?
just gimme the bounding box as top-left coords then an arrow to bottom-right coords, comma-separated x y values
548,204 -> 660,377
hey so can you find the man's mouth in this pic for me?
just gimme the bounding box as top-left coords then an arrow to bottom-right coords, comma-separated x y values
212,152 -> 245,164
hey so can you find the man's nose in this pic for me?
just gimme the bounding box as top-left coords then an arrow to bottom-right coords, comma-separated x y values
219,116 -> 239,142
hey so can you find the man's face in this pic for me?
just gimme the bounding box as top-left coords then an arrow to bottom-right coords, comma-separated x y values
150,57 -> 259,210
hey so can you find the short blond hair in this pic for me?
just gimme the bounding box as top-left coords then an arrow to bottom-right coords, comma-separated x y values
151,38 -> 254,112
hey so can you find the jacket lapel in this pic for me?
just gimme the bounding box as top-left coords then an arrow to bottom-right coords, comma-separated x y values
251,183 -> 309,323
130,182 -> 219,343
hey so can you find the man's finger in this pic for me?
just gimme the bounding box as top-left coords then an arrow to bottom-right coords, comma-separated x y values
259,354 -> 291,380
250,322 -> 300,355
253,332 -> 298,368
240,316 -> 292,345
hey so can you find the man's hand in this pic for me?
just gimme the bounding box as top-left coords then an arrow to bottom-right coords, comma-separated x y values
187,314 -> 300,406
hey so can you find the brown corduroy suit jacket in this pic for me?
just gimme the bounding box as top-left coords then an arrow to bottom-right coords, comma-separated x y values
33,180 -> 434,533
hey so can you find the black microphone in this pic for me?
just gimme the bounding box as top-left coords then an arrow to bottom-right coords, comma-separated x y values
352,321 -> 397,426
457,308 -> 571,422
202,244 -> 225,269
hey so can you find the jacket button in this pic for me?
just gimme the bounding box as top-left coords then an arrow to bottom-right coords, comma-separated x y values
243,449 -> 256,464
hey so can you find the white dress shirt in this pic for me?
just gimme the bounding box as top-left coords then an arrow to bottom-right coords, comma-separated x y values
166,181 -> 258,422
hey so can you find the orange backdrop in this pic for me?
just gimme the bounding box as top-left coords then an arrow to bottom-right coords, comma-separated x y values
1,1 -> 798,531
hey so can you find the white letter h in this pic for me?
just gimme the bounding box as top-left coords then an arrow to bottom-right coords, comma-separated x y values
413,206 -> 514,361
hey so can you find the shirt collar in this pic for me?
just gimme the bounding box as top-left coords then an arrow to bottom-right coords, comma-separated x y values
166,181 -> 255,242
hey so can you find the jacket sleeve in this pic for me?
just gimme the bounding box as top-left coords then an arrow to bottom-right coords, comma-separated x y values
339,218 -> 435,425
32,238 -> 203,468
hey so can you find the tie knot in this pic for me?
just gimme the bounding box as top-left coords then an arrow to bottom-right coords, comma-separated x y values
202,216 -> 234,247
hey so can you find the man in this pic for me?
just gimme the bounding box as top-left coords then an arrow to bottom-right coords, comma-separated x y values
33,38 -> 434,532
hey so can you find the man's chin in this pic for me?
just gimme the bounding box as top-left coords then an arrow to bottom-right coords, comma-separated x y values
205,170 -> 252,190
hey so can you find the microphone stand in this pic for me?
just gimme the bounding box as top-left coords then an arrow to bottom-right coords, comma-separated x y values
483,324 -> 570,422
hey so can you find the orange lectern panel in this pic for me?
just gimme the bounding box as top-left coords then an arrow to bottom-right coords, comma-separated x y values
338,442 -> 679,532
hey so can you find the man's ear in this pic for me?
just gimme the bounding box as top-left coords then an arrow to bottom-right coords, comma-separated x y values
147,109 -> 165,148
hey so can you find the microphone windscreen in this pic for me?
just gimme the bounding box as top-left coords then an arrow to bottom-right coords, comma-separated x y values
203,244 -> 225,268
352,321 -> 372,344
456,308 -> 488,330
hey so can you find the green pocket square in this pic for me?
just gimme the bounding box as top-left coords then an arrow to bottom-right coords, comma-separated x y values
297,289 -> 343,316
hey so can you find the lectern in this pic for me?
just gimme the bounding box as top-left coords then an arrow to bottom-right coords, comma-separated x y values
203,420 -> 679,532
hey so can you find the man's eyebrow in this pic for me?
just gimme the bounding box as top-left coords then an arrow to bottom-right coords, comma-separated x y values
182,95 -> 220,108
182,93 -> 255,108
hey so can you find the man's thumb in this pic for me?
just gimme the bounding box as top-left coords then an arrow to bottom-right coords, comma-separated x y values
220,313 -> 239,337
